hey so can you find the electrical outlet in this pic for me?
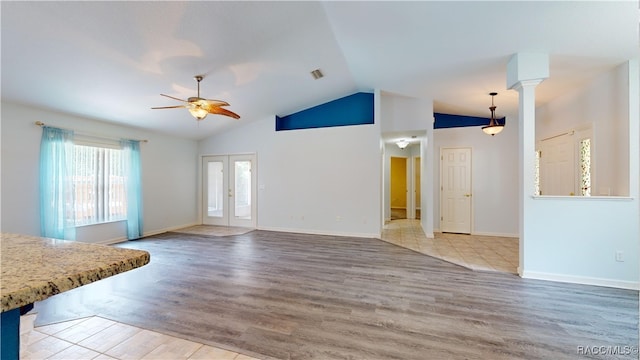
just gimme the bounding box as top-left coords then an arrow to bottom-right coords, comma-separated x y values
615,251 -> 624,262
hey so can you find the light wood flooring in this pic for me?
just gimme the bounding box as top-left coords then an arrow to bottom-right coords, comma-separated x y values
32,230 -> 638,360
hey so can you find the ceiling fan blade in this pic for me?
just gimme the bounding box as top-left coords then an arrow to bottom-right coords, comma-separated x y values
206,105 -> 241,120
151,105 -> 188,109
156,77 -> 240,120
203,99 -> 230,107
160,94 -> 189,103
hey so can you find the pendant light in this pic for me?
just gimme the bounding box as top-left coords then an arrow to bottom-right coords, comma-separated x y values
482,92 -> 504,136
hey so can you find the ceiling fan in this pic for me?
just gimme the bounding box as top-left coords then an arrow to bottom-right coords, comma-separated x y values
152,75 -> 240,121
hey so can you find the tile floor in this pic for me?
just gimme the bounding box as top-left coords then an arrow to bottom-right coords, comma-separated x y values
381,219 -> 519,274
20,313 -> 261,360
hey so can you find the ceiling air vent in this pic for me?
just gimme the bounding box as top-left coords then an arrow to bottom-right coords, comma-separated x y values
310,69 -> 324,80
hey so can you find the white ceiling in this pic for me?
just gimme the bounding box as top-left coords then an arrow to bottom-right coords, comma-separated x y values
2,1 -> 638,140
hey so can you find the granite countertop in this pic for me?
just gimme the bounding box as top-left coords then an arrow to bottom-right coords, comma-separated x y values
1,233 -> 150,312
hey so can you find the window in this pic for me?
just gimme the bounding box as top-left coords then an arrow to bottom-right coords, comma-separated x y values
40,126 -> 143,240
72,144 -> 127,226
579,138 -> 591,196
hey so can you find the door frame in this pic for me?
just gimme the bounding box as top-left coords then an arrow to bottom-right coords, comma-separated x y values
439,147 -> 473,234
412,156 -> 421,220
199,153 -> 257,228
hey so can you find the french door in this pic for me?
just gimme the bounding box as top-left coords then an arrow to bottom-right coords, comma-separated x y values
202,154 -> 256,227
440,148 -> 472,234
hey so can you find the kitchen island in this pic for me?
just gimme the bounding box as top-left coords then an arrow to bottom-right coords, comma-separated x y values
1,233 -> 150,360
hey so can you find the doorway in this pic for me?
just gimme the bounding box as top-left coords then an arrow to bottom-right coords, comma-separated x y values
390,157 -> 408,220
389,155 -> 421,220
202,154 -> 256,228
440,147 -> 472,234
414,157 -> 421,220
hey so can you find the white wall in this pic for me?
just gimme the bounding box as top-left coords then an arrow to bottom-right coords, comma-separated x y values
1,102 -> 198,243
536,63 -> 630,196
524,197 -> 638,289
379,92 -> 435,236
522,60 -> 639,289
380,92 -> 430,133
198,116 -> 382,238
433,119 -> 520,237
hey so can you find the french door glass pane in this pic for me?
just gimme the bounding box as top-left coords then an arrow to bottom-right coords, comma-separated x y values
234,161 -> 251,220
207,161 -> 224,217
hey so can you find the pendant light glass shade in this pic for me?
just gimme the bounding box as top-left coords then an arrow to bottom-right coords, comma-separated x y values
482,92 -> 504,136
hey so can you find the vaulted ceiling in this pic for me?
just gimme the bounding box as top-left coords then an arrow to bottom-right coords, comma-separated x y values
2,1 -> 638,140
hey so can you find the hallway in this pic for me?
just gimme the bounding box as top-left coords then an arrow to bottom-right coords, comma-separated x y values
381,219 -> 519,274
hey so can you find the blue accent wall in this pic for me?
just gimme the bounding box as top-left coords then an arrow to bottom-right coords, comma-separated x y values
434,112 -> 506,129
276,92 -> 374,131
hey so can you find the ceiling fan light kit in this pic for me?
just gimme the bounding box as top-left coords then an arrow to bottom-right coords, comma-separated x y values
152,75 -> 240,121
188,106 -> 209,120
481,92 -> 504,136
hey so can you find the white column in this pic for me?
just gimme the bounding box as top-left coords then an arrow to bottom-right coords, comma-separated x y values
506,52 -> 548,277
423,115 -> 435,238
512,79 -> 542,276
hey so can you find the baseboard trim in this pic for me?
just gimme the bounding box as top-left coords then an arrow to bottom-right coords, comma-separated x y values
95,237 -> 128,245
471,231 -> 519,238
521,270 -> 639,290
90,222 -> 200,245
142,222 -> 199,238
257,226 -> 379,239
433,228 -> 519,238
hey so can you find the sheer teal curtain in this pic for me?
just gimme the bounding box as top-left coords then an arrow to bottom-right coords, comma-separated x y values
40,126 -> 76,240
121,139 -> 143,239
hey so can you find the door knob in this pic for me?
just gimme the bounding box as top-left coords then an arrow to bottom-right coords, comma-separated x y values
464,194 -> 472,197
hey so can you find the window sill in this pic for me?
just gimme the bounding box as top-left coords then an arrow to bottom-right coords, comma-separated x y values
531,195 -> 634,201
75,219 -> 127,228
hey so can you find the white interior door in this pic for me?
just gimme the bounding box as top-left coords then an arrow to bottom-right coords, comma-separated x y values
539,134 -> 575,196
440,148 -> 472,234
202,154 -> 256,228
